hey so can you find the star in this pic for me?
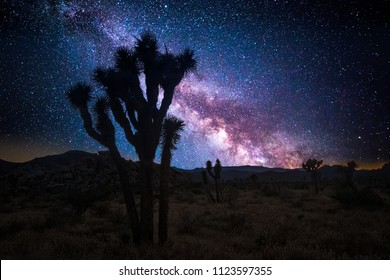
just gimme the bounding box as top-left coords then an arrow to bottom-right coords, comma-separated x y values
0,0 -> 388,169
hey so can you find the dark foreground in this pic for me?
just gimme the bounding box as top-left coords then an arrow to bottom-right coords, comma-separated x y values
1,179 -> 390,259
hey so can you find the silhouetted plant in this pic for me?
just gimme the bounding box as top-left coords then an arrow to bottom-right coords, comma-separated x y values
332,187 -> 383,209
67,32 -> 196,244
206,159 -> 222,202
159,115 -> 185,245
249,173 -> 258,189
64,186 -> 97,216
302,159 -> 323,193
201,169 -> 216,203
345,161 -> 358,191
67,86 -> 141,244
201,170 -> 208,185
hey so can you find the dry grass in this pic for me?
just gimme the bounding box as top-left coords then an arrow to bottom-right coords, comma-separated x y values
0,182 -> 389,259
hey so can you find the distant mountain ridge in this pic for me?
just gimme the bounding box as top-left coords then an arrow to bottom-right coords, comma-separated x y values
177,164 -> 389,183
0,150 -> 95,176
1,150 -> 389,183
0,159 -> 23,175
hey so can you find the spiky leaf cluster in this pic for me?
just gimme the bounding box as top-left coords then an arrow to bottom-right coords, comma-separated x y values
66,83 -> 92,109
347,161 -> 358,170
93,97 -> 115,141
302,158 -> 323,172
115,47 -> 140,73
214,159 -> 222,179
206,159 -> 222,179
161,116 -> 185,159
135,32 -> 159,63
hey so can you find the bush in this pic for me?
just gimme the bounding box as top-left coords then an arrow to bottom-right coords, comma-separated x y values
332,187 -> 383,209
262,185 -> 279,196
119,229 -> 132,244
176,212 -> 201,235
63,186 -> 98,215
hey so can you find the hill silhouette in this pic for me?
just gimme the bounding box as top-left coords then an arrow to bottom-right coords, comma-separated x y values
2,150 -> 388,184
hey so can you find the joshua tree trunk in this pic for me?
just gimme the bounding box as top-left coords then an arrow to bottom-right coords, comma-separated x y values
302,159 -> 323,195
313,173 -> 319,194
201,170 -> 215,203
139,159 -> 154,244
206,159 -> 222,202
159,148 -> 170,244
109,145 -> 141,245
158,116 -> 185,244
138,124 -> 158,244
215,180 -> 220,202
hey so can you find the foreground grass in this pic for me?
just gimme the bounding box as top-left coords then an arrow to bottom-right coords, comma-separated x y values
0,183 -> 389,259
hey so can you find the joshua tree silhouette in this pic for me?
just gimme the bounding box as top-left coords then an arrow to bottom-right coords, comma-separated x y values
159,115 -> 185,244
206,159 -> 222,202
67,86 -> 141,244
302,158 -> 323,193
346,161 -> 358,191
202,169 -> 216,203
67,32 -> 196,244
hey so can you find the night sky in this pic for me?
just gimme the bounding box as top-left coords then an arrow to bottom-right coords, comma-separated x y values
0,0 -> 389,169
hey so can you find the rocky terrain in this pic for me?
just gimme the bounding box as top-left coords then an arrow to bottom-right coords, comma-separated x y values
0,150 -> 186,197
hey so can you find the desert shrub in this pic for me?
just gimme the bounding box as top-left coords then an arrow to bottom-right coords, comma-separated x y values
332,187 -> 383,209
191,188 -> 202,195
0,202 -> 13,213
225,185 -> 239,207
119,229 -> 132,244
94,185 -> 113,200
44,208 -> 70,228
0,218 -> 24,239
176,212 -> 202,235
63,186 -> 98,215
262,185 -> 279,196
292,182 -> 308,190
110,207 -> 127,225
202,212 -> 250,234
191,182 -> 203,189
223,213 -> 250,233
92,201 -> 111,217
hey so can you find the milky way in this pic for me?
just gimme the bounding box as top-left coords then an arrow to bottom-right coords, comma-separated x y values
0,0 -> 389,169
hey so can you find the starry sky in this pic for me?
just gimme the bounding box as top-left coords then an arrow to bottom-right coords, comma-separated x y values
0,0 -> 389,169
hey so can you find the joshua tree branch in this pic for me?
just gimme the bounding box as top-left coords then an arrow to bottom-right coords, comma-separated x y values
109,97 -> 136,145
144,68 -> 159,108
128,76 -> 147,108
158,87 -> 174,120
79,106 -> 105,146
124,100 -> 139,130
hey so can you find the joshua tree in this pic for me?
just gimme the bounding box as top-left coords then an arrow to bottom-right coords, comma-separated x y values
206,159 -> 222,202
159,116 -> 184,244
302,158 -> 323,193
67,87 -> 141,244
67,32 -> 196,243
201,169 -> 216,203
345,160 -> 358,191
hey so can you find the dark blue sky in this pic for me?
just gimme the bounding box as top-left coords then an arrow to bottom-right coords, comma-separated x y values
0,0 -> 389,169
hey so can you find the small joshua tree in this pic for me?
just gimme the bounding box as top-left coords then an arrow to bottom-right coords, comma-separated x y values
302,158 -> 323,194
206,159 -> 222,202
159,115 -> 185,244
202,169 -> 216,203
345,160 -> 358,191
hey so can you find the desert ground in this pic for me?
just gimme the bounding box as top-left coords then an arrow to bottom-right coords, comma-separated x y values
1,174 -> 389,259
